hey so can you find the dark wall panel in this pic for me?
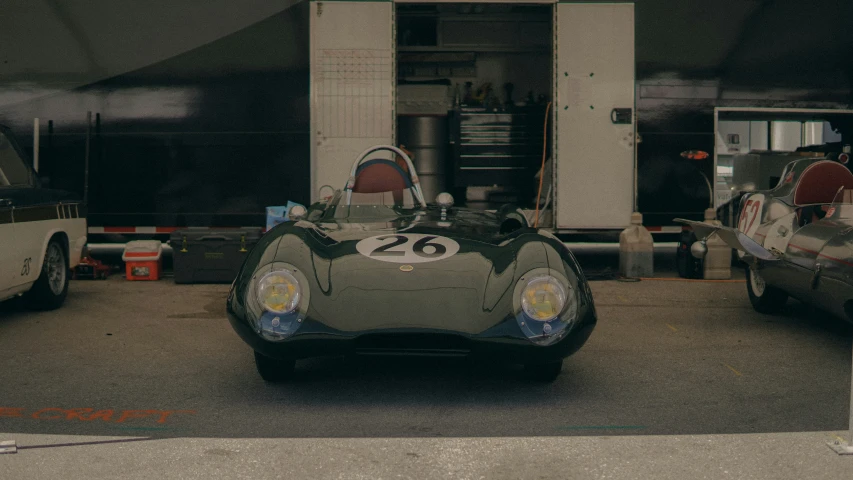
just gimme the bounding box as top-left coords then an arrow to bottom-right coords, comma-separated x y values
4,1 -> 853,228
0,3 -> 310,228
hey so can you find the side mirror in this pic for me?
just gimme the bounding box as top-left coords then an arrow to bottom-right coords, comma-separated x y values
435,192 -> 454,208
436,192 -> 454,220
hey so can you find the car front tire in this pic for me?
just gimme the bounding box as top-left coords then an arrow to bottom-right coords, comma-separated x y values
24,239 -> 69,311
254,351 -> 295,382
746,266 -> 787,314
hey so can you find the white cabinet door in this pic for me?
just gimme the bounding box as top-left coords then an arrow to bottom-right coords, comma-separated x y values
554,3 -> 635,229
310,1 -> 395,202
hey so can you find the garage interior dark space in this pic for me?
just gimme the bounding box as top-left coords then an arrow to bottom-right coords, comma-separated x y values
2,1 -> 853,478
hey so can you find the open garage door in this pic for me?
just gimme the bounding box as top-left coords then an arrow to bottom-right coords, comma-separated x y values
554,2 -> 635,229
310,1 -> 395,202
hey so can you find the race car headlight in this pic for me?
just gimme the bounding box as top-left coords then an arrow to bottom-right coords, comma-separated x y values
521,275 -> 567,322
257,270 -> 302,314
245,264 -> 311,342
513,269 -> 579,346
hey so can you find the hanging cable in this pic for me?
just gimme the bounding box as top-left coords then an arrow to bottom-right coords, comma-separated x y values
534,102 -> 552,227
541,183 -> 553,219
525,183 -> 552,226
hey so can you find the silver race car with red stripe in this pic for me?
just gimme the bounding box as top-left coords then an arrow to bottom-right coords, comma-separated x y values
676,158 -> 853,322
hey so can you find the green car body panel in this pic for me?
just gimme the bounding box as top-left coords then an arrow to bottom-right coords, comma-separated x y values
226,194 -> 597,364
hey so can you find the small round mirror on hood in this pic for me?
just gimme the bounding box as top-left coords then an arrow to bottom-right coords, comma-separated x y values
436,192 -> 454,208
289,204 -> 308,221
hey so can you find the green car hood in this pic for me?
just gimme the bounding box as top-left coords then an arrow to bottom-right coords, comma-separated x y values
258,213 -> 553,334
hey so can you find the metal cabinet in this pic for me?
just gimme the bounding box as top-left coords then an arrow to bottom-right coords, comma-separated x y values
450,106 -> 547,195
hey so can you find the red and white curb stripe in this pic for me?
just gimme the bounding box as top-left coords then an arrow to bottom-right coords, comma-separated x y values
646,226 -> 687,233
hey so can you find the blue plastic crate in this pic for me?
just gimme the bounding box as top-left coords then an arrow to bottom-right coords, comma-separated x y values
266,201 -> 305,231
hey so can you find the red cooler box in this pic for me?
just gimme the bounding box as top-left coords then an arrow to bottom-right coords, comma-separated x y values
122,240 -> 163,281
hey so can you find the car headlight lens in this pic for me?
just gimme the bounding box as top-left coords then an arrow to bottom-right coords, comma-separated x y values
257,270 -> 301,314
521,275 -> 567,322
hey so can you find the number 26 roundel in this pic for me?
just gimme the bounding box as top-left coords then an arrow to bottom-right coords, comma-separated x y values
356,234 -> 460,263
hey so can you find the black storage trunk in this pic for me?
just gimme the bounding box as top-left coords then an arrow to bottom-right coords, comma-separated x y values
169,228 -> 262,284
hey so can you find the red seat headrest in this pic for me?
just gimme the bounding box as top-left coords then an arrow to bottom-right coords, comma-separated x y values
793,161 -> 853,205
352,159 -> 413,194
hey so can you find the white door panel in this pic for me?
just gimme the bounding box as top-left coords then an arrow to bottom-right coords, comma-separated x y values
10,218 -> 85,288
12,220 -> 53,288
0,217 -> 19,291
310,1 -> 394,202
555,3 -> 635,229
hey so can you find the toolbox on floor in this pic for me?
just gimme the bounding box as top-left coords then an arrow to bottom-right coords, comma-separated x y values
122,240 -> 163,281
169,228 -> 262,284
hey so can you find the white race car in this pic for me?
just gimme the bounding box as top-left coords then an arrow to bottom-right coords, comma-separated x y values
0,125 -> 87,310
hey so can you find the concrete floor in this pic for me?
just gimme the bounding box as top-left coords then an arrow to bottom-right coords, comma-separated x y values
1,258 -> 851,478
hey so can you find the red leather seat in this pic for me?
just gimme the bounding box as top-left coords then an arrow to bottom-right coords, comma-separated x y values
793,161 -> 853,226
351,159 -> 413,205
352,159 -> 412,194
793,161 -> 853,205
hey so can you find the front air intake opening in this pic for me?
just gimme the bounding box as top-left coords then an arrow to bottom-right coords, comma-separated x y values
354,333 -> 472,357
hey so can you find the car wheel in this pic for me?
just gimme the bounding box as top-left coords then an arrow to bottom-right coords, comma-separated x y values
522,360 -> 562,383
24,239 -> 69,311
254,351 -> 295,382
746,266 -> 787,314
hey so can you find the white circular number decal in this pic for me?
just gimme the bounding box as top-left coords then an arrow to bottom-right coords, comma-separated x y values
737,193 -> 764,238
736,193 -> 765,259
355,234 -> 460,263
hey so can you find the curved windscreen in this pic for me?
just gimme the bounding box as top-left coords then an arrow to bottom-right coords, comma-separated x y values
347,188 -> 419,209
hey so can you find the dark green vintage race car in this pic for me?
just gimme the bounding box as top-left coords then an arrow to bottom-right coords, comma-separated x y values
226,146 -> 597,382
